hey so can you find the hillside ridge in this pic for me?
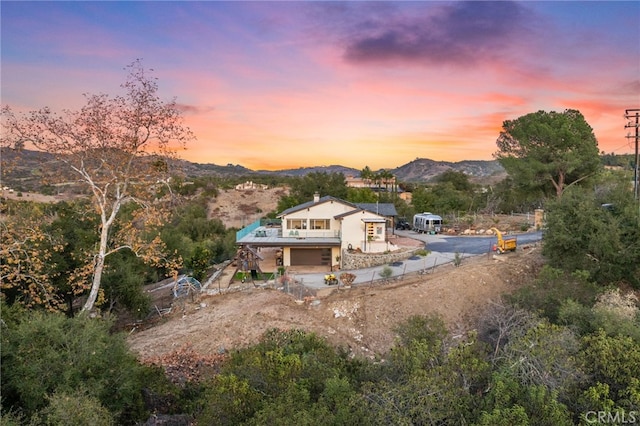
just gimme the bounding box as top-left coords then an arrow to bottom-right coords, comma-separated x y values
1,148 -> 504,191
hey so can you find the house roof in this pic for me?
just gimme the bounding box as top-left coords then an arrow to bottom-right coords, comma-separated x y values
354,202 -> 398,217
277,195 -> 397,218
333,208 -> 386,221
277,195 -> 355,217
333,208 -> 363,220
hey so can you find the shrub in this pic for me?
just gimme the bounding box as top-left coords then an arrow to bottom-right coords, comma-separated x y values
379,266 -> 393,280
414,249 -> 430,257
33,389 -> 114,426
505,266 -> 599,323
1,309 -> 159,424
542,185 -> 640,287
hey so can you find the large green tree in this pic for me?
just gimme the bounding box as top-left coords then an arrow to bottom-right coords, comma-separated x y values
1,61 -> 194,312
410,174 -> 477,215
277,172 -> 348,211
495,109 -> 601,200
542,182 -> 640,287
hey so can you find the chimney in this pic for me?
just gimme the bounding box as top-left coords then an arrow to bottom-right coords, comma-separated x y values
313,192 -> 320,203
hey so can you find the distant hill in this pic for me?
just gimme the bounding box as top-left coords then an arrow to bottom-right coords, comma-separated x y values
173,158 -> 255,177
1,148 -> 505,192
391,158 -> 505,183
257,165 -> 362,178
259,159 -> 505,183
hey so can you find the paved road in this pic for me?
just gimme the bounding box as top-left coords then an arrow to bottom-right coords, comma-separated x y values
295,230 -> 544,290
394,229 -> 544,256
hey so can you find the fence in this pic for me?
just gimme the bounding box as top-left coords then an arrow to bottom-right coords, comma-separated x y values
202,268 -> 317,301
236,219 -> 261,241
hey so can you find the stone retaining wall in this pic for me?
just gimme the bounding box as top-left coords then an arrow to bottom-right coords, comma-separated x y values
341,247 -> 421,270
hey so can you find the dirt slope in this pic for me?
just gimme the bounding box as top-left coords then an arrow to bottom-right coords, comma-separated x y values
207,186 -> 288,229
128,188 -> 543,360
128,247 -> 544,361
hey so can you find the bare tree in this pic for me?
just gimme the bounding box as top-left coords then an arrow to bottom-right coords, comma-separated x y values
1,60 -> 195,312
477,299 -> 537,365
478,299 -> 584,391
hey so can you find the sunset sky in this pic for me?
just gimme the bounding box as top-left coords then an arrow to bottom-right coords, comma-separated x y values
2,1 -> 639,171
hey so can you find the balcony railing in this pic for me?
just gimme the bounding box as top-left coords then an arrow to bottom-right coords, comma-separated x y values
236,220 -> 261,240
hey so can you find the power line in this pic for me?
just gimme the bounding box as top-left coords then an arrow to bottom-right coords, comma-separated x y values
624,108 -> 639,200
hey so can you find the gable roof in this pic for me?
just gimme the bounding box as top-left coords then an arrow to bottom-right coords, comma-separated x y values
355,202 -> 398,217
278,195 -> 356,217
333,208 -> 386,221
277,195 -> 398,218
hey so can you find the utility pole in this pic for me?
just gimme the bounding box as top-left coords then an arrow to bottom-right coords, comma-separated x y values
625,108 -> 640,200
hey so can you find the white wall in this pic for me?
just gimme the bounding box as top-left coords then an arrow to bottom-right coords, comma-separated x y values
282,200 -> 354,237
340,211 -> 388,253
280,200 -> 391,263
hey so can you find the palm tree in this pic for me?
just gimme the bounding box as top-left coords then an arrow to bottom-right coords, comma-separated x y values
360,166 -> 373,188
379,169 -> 394,193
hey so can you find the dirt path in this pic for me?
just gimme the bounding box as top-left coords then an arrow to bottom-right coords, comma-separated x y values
128,247 -> 544,361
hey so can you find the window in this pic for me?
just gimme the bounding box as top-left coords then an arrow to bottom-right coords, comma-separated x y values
310,219 -> 330,230
287,219 -> 306,229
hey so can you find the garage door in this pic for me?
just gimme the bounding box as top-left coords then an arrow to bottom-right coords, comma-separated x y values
290,248 -> 331,266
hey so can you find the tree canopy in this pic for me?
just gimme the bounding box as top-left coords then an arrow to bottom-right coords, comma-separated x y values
495,109 -> 601,200
277,172 -> 348,211
541,181 -> 640,287
1,60 -> 194,312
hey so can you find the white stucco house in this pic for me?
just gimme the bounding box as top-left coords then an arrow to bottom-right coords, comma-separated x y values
235,193 -> 399,269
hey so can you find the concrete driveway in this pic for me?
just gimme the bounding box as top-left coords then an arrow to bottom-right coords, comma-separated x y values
295,230 -> 543,289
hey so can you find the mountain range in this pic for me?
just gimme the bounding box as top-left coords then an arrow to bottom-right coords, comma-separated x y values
180,157 -> 505,183
1,148 -> 505,192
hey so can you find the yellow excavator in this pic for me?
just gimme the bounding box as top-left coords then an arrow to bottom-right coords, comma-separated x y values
490,227 -> 517,254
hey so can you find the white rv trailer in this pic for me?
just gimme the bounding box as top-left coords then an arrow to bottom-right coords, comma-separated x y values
413,212 -> 443,234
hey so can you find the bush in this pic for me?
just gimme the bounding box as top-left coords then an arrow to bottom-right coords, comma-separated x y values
394,314 -> 448,348
542,185 -> 640,287
559,289 -> 640,342
379,266 -> 393,280
1,309 -> 160,424
196,329 -> 358,425
505,266 -> 599,323
414,248 -> 430,257
33,389 -> 114,426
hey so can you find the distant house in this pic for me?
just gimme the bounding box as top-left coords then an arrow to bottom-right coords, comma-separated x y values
345,175 -> 397,191
235,193 -> 399,269
345,174 -> 410,200
345,175 -> 369,189
235,181 -> 268,190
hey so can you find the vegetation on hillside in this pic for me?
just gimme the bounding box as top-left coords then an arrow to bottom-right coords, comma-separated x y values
2,60 -> 195,312
3,284 -> 638,424
2,70 -> 639,426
